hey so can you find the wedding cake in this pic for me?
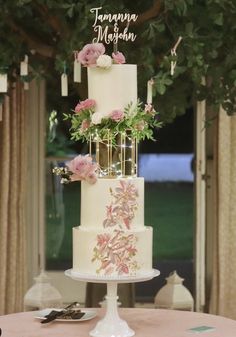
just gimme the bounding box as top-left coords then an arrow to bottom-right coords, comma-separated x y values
55,43 -> 159,278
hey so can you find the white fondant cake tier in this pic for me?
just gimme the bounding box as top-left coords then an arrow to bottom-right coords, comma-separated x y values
73,226 -> 153,277
88,64 -> 137,116
81,178 -> 144,230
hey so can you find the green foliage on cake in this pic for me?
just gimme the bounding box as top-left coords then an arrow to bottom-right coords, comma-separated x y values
65,99 -> 160,143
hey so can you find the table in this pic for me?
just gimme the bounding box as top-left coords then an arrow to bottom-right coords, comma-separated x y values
0,308 -> 236,337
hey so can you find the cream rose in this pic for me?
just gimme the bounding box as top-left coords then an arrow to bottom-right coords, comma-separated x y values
91,112 -> 104,125
96,54 -> 112,69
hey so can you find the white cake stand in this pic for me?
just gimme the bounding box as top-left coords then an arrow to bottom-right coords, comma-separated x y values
65,269 -> 160,337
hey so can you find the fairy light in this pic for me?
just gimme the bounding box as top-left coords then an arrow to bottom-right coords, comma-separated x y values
91,131 -> 138,178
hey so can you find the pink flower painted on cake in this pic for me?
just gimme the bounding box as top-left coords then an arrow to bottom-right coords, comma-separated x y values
103,181 -> 139,229
92,230 -> 139,276
78,43 -> 105,66
109,109 -> 124,122
112,52 -> 126,64
75,99 -> 96,113
97,233 -> 110,247
66,155 -> 98,184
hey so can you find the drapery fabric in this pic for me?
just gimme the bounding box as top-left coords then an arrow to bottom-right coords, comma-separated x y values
209,109 -> 236,319
0,81 -> 27,314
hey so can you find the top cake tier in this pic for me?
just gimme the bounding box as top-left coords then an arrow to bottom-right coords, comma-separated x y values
88,64 -> 137,116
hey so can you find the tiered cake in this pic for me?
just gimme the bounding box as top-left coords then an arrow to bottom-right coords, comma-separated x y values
72,60 -> 153,277
52,43 -> 159,278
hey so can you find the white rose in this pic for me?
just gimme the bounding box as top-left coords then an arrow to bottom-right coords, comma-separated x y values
91,112 -> 104,125
96,54 -> 112,69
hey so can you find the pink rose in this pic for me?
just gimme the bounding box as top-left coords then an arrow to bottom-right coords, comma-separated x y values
78,43 -> 105,66
67,155 -> 98,184
112,52 -> 126,64
110,109 -> 124,122
67,155 -> 90,179
75,99 -> 96,113
80,119 -> 90,131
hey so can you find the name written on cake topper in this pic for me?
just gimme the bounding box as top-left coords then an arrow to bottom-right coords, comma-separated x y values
90,7 -> 138,44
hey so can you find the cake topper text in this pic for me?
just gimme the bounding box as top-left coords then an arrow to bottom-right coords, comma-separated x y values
90,7 -> 138,44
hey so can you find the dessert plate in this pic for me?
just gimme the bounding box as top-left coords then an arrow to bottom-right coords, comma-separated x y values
35,308 -> 96,322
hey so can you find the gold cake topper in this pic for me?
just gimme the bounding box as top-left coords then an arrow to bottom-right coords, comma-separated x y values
90,7 -> 138,44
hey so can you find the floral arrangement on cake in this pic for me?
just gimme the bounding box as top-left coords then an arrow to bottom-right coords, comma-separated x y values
64,42 -> 161,144
53,154 -> 98,184
65,99 -> 158,143
77,43 -> 126,68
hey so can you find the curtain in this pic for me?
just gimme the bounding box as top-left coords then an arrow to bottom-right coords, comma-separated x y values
209,109 -> 236,319
0,81 -> 27,314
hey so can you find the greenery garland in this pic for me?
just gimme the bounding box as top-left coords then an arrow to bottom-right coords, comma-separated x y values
64,100 -> 161,144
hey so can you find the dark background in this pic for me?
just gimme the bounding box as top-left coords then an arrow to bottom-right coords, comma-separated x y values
141,109 -> 194,154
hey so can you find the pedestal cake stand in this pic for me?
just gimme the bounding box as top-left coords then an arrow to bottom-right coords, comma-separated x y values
65,269 -> 160,337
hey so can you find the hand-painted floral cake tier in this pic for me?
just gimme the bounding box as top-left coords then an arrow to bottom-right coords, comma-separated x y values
73,178 -> 153,277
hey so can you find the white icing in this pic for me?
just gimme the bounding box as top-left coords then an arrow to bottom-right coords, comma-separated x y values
81,177 -> 144,230
88,64 -> 137,116
72,64 -> 153,278
73,226 -> 153,276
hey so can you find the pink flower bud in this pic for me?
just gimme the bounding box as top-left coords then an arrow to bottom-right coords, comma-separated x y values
112,52 -> 126,64
80,119 -> 90,131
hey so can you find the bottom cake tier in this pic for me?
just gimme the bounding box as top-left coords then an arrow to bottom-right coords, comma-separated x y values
73,226 -> 153,277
